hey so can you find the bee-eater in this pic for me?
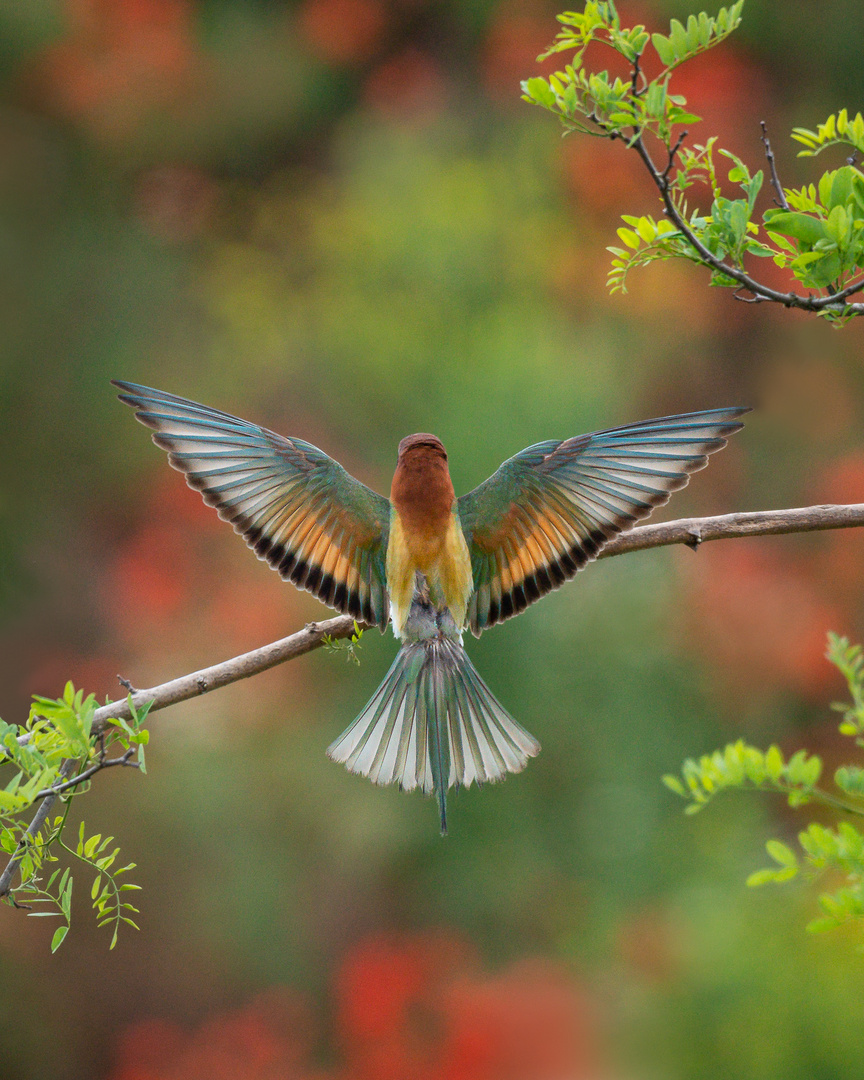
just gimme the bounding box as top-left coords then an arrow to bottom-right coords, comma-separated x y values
113,381 -> 747,833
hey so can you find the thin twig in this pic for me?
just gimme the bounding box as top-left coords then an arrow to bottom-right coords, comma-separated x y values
32,748 -> 138,801
733,289 -> 766,304
663,130 -> 688,183
630,54 -> 645,98
760,120 -> 789,210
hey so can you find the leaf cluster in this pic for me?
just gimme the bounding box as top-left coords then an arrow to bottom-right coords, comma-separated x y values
0,683 -> 149,950
608,141 -> 770,292
523,1 -> 864,323
522,0 -> 739,144
664,634 -> 864,938
322,622 -> 364,665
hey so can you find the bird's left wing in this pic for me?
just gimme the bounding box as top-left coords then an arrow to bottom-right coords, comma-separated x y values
113,381 -> 392,629
457,408 -> 748,636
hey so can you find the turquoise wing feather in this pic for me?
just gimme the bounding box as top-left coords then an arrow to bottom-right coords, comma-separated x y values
113,381 -> 391,629
457,407 -> 749,636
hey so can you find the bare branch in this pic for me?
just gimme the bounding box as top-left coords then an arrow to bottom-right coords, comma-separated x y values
15,504 -> 864,739
598,503 -> 864,558
663,130 -> 688,183
0,617 -> 365,895
630,54 -> 646,98
3,502 -> 864,896
90,503 -> 864,727
91,616 -> 366,733
733,288 -> 767,304
32,748 -> 138,801
760,120 -> 790,210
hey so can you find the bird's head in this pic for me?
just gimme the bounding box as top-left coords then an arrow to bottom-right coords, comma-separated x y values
392,433 -> 453,516
397,433 -> 448,462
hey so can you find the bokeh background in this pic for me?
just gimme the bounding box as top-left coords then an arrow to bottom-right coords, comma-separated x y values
2,0 -> 864,1076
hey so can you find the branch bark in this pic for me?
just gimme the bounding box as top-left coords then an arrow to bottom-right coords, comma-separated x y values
92,615 -> 363,733
3,501 -> 864,896
598,502 -> 864,557
94,502 -> 864,727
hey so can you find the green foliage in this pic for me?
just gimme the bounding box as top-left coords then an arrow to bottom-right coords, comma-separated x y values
321,622 -> 365,665
666,633 -> 864,938
792,109 -> 864,159
521,0 -> 736,142
662,740 -> 823,814
0,684 -> 148,949
523,1 -> 864,323
608,141 -> 772,292
763,165 -> 864,292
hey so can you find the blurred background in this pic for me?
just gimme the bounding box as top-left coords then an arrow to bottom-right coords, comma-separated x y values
2,0 -> 864,1076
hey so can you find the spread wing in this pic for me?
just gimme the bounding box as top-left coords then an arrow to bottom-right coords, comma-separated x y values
113,381 -> 391,630
457,408 -> 749,636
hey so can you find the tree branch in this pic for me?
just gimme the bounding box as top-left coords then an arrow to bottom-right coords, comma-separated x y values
22,504 -> 864,735
3,501 -> 864,897
760,120 -> 790,211
32,748 -> 138,801
598,502 -> 864,557
92,617 -> 365,732
630,133 -> 864,314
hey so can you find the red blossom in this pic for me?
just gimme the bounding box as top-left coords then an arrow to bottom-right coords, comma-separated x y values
106,933 -> 609,1080
32,0 -> 198,135
363,48 -> 447,117
297,0 -> 390,66
683,544 -> 846,700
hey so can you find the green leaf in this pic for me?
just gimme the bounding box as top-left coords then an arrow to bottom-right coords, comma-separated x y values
764,211 -> 828,246
807,916 -> 840,934
766,839 -> 797,867
651,33 -> 676,66
746,869 -> 778,887
765,744 -> 784,782
835,765 -> 864,796
83,834 -> 102,859
522,77 -> 557,110
51,926 -> 69,953
616,227 -> 640,249
662,774 -> 686,796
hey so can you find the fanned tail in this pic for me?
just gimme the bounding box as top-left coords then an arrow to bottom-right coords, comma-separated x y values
326,638 -> 540,834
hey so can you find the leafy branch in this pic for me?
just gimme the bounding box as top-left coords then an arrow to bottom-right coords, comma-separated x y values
665,634 -> 864,937
522,0 -> 864,323
4,503 -> 864,950
0,683 -> 149,950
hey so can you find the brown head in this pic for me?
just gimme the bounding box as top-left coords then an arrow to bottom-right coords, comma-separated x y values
391,433 -> 454,536
397,433 -> 447,459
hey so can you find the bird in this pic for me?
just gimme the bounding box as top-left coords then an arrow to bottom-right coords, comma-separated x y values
113,380 -> 748,833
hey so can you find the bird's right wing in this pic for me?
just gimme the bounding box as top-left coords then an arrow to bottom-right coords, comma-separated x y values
114,381 -> 392,629
458,408 -> 749,636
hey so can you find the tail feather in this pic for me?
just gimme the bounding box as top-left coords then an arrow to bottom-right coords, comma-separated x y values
327,638 -> 540,833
